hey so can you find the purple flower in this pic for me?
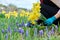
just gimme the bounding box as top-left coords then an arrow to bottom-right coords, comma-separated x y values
26,22 -> 31,27
16,22 -> 22,27
51,27 -> 54,34
55,25 -> 58,30
7,26 -> 11,32
1,29 -> 4,33
39,30 -> 43,36
16,22 -> 25,27
19,24 -> 22,27
16,23 -> 19,26
21,22 -> 25,27
6,26 -> 12,35
5,34 -> 8,40
18,28 -> 24,34
26,30 -> 29,37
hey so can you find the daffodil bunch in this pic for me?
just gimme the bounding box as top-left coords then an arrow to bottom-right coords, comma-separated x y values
20,10 -> 26,17
32,2 -> 41,12
5,13 -> 10,19
24,11 -> 29,17
11,11 -> 18,17
28,2 -> 41,24
2,10 -> 6,14
4,11 -> 18,19
20,10 -> 29,17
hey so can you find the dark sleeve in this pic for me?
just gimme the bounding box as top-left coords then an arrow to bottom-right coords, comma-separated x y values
41,4 -> 59,18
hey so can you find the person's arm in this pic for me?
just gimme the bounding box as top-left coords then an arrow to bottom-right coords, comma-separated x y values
55,10 -> 60,19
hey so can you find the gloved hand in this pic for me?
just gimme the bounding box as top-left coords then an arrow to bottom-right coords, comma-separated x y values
44,16 -> 57,26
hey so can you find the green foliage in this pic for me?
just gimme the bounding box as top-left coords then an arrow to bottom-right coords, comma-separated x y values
0,13 -> 5,18
0,13 -> 60,40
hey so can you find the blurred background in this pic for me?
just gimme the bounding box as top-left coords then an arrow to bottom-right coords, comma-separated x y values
0,0 -> 39,12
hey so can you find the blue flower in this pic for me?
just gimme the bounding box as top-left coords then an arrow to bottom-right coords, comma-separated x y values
18,28 -> 24,34
39,30 -> 43,36
21,21 -> 25,27
5,34 -> 8,40
55,25 -> 58,30
7,26 -> 11,32
51,27 -> 54,34
1,29 -> 4,33
16,22 -> 25,27
16,23 -> 23,27
26,22 -> 31,27
6,26 -> 12,35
